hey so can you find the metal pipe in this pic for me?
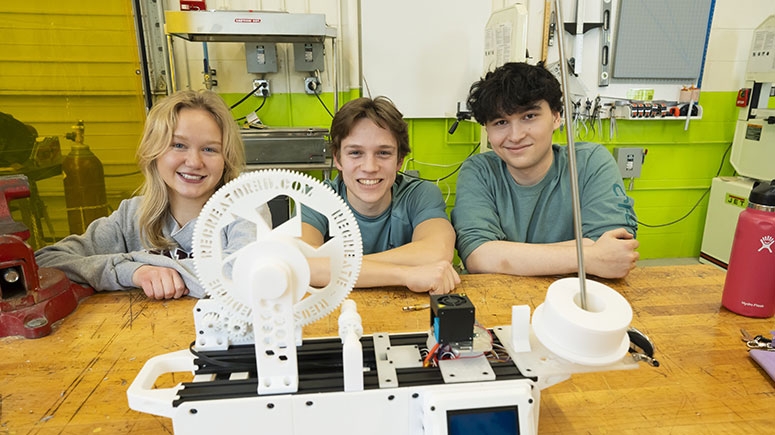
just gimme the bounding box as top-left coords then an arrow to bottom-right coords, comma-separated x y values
167,35 -> 178,93
333,37 -> 340,112
130,0 -> 153,111
202,42 -> 212,90
553,0 -> 588,310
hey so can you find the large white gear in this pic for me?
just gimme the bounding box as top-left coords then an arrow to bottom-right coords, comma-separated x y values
192,169 -> 362,347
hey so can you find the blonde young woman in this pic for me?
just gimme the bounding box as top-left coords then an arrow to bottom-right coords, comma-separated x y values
36,89 -> 270,299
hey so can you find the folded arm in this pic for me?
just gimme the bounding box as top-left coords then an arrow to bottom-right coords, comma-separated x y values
366,218 -> 455,265
34,213 -> 144,292
465,228 -> 639,279
36,239 -> 203,298
32,198 -> 233,299
302,219 -> 460,294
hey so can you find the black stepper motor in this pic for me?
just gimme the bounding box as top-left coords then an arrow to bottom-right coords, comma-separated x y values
430,293 -> 475,348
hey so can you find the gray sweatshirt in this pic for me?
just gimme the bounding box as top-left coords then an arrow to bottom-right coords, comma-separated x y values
35,196 -> 269,298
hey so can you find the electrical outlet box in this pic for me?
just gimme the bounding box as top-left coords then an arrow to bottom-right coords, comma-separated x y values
304,77 -> 321,95
245,43 -> 278,73
613,147 -> 644,178
253,79 -> 270,97
293,42 -> 325,72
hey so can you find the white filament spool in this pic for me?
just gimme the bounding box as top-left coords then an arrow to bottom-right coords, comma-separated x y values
532,278 -> 633,366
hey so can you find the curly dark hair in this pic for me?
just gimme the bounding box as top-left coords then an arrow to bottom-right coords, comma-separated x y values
467,61 -> 563,125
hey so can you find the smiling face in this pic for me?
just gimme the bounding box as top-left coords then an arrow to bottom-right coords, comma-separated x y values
334,117 -> 403,217
157,107 -> 225,216
485,100 -> 562,186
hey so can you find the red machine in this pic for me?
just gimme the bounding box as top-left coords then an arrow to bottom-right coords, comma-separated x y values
0,174 -> 93,338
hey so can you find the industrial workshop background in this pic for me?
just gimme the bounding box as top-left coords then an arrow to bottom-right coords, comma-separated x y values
1,0 -> 773,260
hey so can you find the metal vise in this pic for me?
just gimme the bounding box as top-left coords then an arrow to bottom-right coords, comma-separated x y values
0,174 -> 93,338
0,175 -> 32,239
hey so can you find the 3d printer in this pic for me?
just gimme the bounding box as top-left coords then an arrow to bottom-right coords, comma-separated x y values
126,170 -> 657,435
128,4 -> 656,432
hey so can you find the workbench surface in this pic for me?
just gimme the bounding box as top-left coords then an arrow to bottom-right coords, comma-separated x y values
2,265 -> 773,434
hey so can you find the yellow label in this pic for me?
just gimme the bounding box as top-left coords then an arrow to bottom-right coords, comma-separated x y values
725,193 -> 748,209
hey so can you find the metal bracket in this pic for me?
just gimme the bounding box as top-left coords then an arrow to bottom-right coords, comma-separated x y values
133,0 -> 172,104
373,332 -> 399,388
598,0 -> 612,86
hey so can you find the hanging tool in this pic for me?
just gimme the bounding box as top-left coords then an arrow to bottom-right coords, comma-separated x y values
608,105 -> 617,140
549,10 -> 556,46
563,0 -> 603,76
590,96 -> 602,138
684,94 -> 695,131
448,102 -> 472,135
202,42 -> 217,89
573,0 -> 584,75
542,1 -> 552,62
598,0 -> 612,86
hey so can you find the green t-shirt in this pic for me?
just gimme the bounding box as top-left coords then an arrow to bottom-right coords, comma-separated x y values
451,143 -> 637,263
302,174 -> 449,255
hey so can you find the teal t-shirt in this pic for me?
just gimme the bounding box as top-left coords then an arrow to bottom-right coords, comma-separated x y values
451,143 -> 637,263
301,174 -> 449,255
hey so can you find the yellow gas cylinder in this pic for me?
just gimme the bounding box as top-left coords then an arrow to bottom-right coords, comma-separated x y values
62,120 -> 110,235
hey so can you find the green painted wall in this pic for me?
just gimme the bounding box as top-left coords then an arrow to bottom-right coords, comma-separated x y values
594,92 -> 738,259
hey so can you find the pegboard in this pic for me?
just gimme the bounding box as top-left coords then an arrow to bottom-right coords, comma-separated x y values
612,0 -> 713,80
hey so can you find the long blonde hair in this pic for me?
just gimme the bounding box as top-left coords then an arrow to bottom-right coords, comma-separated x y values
135,89 -> 245,250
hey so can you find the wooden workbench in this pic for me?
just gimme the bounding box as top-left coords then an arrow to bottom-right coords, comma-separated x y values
2,264 -> 773,434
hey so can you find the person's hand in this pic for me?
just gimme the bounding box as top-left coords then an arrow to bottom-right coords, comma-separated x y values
586,228 -> 640,278
132,265 -> 189,299
404,261 -> 461,295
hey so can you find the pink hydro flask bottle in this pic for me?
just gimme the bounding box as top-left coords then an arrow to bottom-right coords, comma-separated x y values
722,179 -> 775,317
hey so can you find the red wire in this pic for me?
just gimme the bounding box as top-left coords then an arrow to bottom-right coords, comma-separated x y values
424,343 -> 440,367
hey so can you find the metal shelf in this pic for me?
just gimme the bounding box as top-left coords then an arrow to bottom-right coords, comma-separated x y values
163,10 -> 341,111
164,10 -> 337,43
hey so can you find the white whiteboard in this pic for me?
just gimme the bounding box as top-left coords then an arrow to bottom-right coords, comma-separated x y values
360,1 -> 492,118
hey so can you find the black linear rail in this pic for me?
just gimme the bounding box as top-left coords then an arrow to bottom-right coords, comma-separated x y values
172,332 -> 531,407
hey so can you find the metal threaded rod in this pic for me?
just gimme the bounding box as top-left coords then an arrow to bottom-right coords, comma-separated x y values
554,0 -> 588,310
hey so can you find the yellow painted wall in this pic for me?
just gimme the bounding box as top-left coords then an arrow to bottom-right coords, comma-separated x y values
1,2 -> 147,244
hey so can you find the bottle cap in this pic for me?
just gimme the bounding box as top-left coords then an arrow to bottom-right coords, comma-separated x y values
749,179 -> 775,207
